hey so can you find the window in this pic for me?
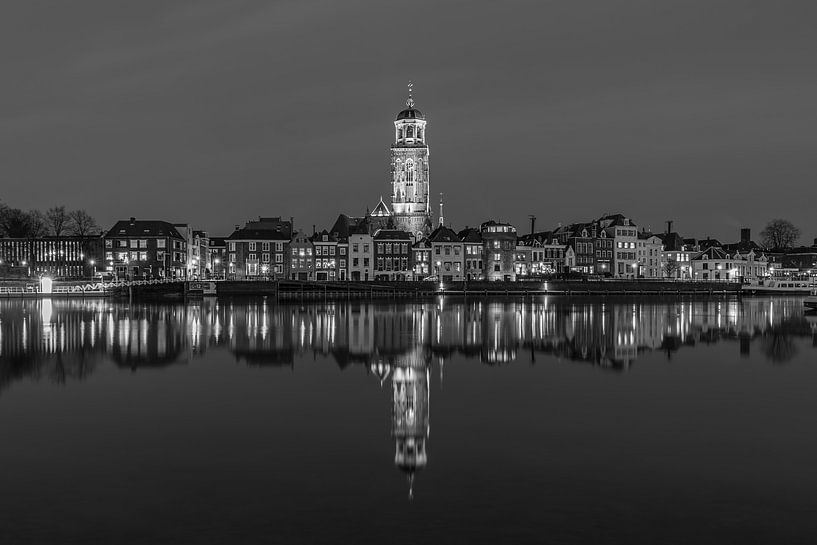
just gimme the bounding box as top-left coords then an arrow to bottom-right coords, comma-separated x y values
363,244 -> 369,253
340,259 -> 346,268
454,246 -> 460,256
352,243 -> 359,252
329,246 -> 336,256
249,242 -> 256,251
262,253 -> 270,263
118,240 -> 127,248
494,253 -> 501,261
249,253 -> 256,262
444,246 -> 451,256
292,248 -> 298,256
276,242 -> 283,252
435,246 -> 441,255
229,253 -> 236,262
401,243 -> 408,254
130,251 -> 139,261
340,247 -> 346,255
140,252 -> 148,261
262,242 -> 270,251
105,239 -> 113,248
275,254 -> 283,263
229,242 -> 236,251
139,240 -> 148,248
493,241 -> 500,249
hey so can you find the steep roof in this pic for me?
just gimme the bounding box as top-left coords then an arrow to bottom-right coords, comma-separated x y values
310,229 -> 338,243
371,198 -> 391,217
373,229 -> 412,241
106,219 -> 184,239
692,247 -> 729,260
457,227 -> 482,243
428,225 -> 460,243
518,231 -> 557,246
227,227 -> 290,241
658,232 -> 686,252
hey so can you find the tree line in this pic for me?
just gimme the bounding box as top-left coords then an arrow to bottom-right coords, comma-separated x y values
0,202 -> 100,239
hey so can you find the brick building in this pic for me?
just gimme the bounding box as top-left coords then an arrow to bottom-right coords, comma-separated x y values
104,218 -> 186,280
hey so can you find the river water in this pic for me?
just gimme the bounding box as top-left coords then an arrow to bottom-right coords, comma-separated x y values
1,296 -> 816,544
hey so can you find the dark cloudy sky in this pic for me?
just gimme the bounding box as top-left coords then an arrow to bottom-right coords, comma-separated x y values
1,0 -> 815,241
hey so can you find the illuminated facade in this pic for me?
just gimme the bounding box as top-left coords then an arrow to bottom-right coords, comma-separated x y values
389,83 -> 432,239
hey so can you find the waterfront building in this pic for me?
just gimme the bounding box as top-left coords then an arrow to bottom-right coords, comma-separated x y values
553,223 -> 595,274
289,230 -> 315,281
517,232 -> 567,275
458,227 -> 484,280
0,235 -> 103,279
208,237 -> 227,279
658,231 -> 695,279
311,230 -> 339,281
226,217 -> 292,279
637,232 -> 663,279
388,84 -> 433,238
104,218 -> 186,280
597,214 -> 639,278
481,220 -> 517,281
329,214 -> 373,281
691,247 -> 738,281
732,250 -> 770,282
348,232 -> 374,281
593,230 -> 614,275
412,238 -> 432,279
374,229 -> 413,281
427,226 -> 464,282
781,241 -> 817,271
192,230 -> 210,279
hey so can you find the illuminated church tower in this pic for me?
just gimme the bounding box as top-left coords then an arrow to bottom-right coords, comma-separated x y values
390,82 -> 432,238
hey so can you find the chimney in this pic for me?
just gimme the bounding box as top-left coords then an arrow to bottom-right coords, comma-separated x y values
129,217 -> 136,224
741,228 -> 750,243
529,215 -> 536,235
665,220 -> 673,234
813,238 -> 817,247
312,224 -> 316,235
234,224 -> 239,231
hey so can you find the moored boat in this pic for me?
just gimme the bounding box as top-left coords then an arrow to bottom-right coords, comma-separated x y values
742,279 -> 816,295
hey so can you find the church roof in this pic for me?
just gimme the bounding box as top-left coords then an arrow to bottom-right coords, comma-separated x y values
396,107 -> 424,120
371,197 -> 391,217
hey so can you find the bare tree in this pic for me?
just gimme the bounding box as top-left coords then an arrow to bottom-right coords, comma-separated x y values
0,207 -> 46,238
67,209 -> 100,237
46,205 -> 69,236
760,219 -> 800,250
26,210 -> 48,238
664,258 -> 680,278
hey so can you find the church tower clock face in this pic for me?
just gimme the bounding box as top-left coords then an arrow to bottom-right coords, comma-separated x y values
389,82 -> 432,238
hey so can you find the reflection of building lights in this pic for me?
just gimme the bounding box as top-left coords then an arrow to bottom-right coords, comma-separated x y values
40,276 -> 53,294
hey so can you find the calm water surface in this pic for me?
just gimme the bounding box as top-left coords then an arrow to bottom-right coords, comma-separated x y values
1,296 -> 816,544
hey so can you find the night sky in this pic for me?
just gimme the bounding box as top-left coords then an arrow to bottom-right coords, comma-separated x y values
1,0 -> 815,241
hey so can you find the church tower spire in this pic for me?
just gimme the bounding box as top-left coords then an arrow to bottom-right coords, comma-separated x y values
390,81 -> 431,239
439,193 -> 444,226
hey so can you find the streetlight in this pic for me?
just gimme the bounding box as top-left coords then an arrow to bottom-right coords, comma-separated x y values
90,259 -> 96,277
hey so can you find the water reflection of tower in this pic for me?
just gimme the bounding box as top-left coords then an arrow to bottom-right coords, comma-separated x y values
390,355 -> 430,499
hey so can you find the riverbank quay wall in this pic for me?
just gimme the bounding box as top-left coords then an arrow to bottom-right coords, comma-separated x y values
119,279 -> 742,301
1,279 -> 744,300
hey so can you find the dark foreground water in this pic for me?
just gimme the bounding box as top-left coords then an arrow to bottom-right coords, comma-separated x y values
1,296 -> 816,544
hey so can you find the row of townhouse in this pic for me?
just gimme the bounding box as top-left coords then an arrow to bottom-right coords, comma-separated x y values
9,213 -> 808,283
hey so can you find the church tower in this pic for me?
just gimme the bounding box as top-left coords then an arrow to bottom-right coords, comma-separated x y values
390,82 -> 432,238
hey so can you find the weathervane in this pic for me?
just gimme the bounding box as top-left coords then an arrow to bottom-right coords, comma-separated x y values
406,80 -> 414,108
